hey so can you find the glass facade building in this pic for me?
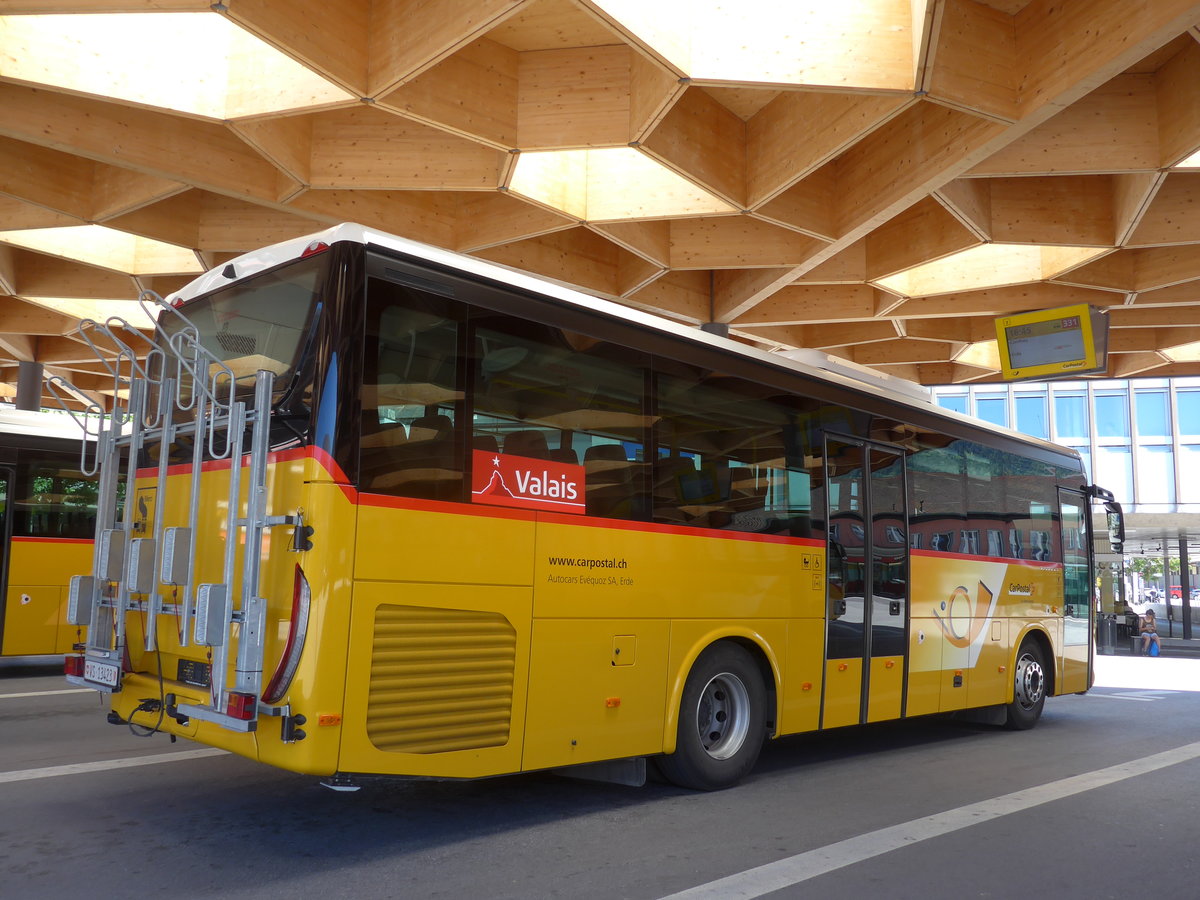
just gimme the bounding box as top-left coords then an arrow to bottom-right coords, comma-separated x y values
931,378 -> 1200,513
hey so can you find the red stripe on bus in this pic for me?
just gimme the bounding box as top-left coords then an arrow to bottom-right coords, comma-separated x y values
11,536 -> 94,545
140,443 -> 821,550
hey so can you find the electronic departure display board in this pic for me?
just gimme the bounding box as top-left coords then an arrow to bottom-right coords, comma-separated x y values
995,304 -> 1109,381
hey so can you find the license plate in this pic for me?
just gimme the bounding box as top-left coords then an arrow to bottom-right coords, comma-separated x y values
84,659 -> 120,688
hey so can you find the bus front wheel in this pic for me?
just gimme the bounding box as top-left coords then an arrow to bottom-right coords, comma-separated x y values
657,642 -> 766,791
1005,639 -> 1047,730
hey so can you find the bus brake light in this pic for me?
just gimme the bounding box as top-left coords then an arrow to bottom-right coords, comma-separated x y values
226,691 -> 257,720
262,564 -> 312,704
64,655 -> 84,677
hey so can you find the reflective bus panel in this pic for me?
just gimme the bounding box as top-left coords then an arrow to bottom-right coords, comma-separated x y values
58,224 -> 1120,790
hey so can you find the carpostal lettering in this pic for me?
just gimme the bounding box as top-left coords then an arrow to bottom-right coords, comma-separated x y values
1008,583 -> 1034,596
546,555 -> 629,570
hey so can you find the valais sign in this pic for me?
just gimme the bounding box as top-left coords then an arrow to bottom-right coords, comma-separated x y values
471,449 -> 586,515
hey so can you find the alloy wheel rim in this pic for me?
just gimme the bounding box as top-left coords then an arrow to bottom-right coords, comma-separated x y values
696,672 -> 751,760
1014,652 -> 1045,710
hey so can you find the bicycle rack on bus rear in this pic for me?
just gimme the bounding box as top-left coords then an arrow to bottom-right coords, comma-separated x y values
49,292 -> 292,732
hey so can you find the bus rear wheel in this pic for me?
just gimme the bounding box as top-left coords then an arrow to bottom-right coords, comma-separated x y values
1005,639 -> 1047,730
657,642 -> 766,791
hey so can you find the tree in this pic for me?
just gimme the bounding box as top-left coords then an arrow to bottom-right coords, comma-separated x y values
1126,555 -> 1177,583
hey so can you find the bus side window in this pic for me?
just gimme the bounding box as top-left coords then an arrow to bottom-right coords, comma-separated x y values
471,316 -> 650,521
908,437 -> 966,554
652,371 -> 813,535
361,279 -> 465,500
12,459 -> 98,539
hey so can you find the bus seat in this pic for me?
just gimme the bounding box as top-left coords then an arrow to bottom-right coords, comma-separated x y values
549,447 -> 578,465
388,413 -> 459,500
585,444 -> 634,518
360,419 -> 408,450
654,455 -> 695,501
473,434 -> 499,453
728,467 -> 767,512
585,443 -> 629,473
361,419 -> 410,489
409,414 -> 453,444
505,430 -> 548,459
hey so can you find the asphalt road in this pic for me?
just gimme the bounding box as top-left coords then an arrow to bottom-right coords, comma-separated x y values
2,656 -> 1198,899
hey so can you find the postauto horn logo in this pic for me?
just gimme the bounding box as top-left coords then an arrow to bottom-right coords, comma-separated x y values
471,449 -> 586,515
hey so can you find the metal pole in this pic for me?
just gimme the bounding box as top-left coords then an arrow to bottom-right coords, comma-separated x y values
1180,535 -> 1193,641
15,361 -> 43,411
1165,542 -> 1174,637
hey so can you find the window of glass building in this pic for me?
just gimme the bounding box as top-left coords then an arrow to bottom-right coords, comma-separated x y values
1095,393 -> 1129,438
1053,393 -> 1088,439
1015,393 -> 1048,439
1135,390 -> 1170,438
1179,444 -> 1200,502
937,393 -> 967,415
1177,390 -> 1200,436
974,395 -> 1007,428
1075,446 -> 1092,483
1135,445 -> 1175,504
1094,445 -> 1133,504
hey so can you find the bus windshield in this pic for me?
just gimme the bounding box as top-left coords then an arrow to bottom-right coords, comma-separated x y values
163,256 -> 325,402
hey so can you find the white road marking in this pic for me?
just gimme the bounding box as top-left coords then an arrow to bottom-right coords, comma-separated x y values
1092,690 -> 1173,702
0,748 -> 227,784
660,740 -> 1200,900
1098,694 -> 1157,702
0,688 -> 93,700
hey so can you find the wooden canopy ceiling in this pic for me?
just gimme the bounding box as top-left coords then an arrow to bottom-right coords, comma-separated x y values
3,0 -> 1200,411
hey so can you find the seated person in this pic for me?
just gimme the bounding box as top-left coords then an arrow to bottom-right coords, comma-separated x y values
1140,608 -> 1160,655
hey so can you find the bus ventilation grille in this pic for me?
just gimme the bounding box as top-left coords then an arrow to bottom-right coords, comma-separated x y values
367,604 -> 516,754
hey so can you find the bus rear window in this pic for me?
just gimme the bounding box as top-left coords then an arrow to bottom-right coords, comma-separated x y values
164,256 -> 325,400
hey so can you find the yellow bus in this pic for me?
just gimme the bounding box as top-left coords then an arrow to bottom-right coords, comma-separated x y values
0,409 -> 96,659
63,224 -> 1123,790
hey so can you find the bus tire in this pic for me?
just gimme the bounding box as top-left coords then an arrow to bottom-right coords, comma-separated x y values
657,642 -> 767,791
1005,639 -> 1047,730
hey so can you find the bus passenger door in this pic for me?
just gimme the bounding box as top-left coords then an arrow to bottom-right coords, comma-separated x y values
1058,488 -> 1091,694
823,439 -> 909,728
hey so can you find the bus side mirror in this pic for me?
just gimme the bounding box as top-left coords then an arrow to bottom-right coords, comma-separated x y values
1105,500 -> 1124,554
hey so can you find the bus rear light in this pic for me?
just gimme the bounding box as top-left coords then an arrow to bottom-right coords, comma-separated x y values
301,241 -> 329,258
262,564 -> 312,704
226,691 -> 257,720
65,655 -> 84,677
